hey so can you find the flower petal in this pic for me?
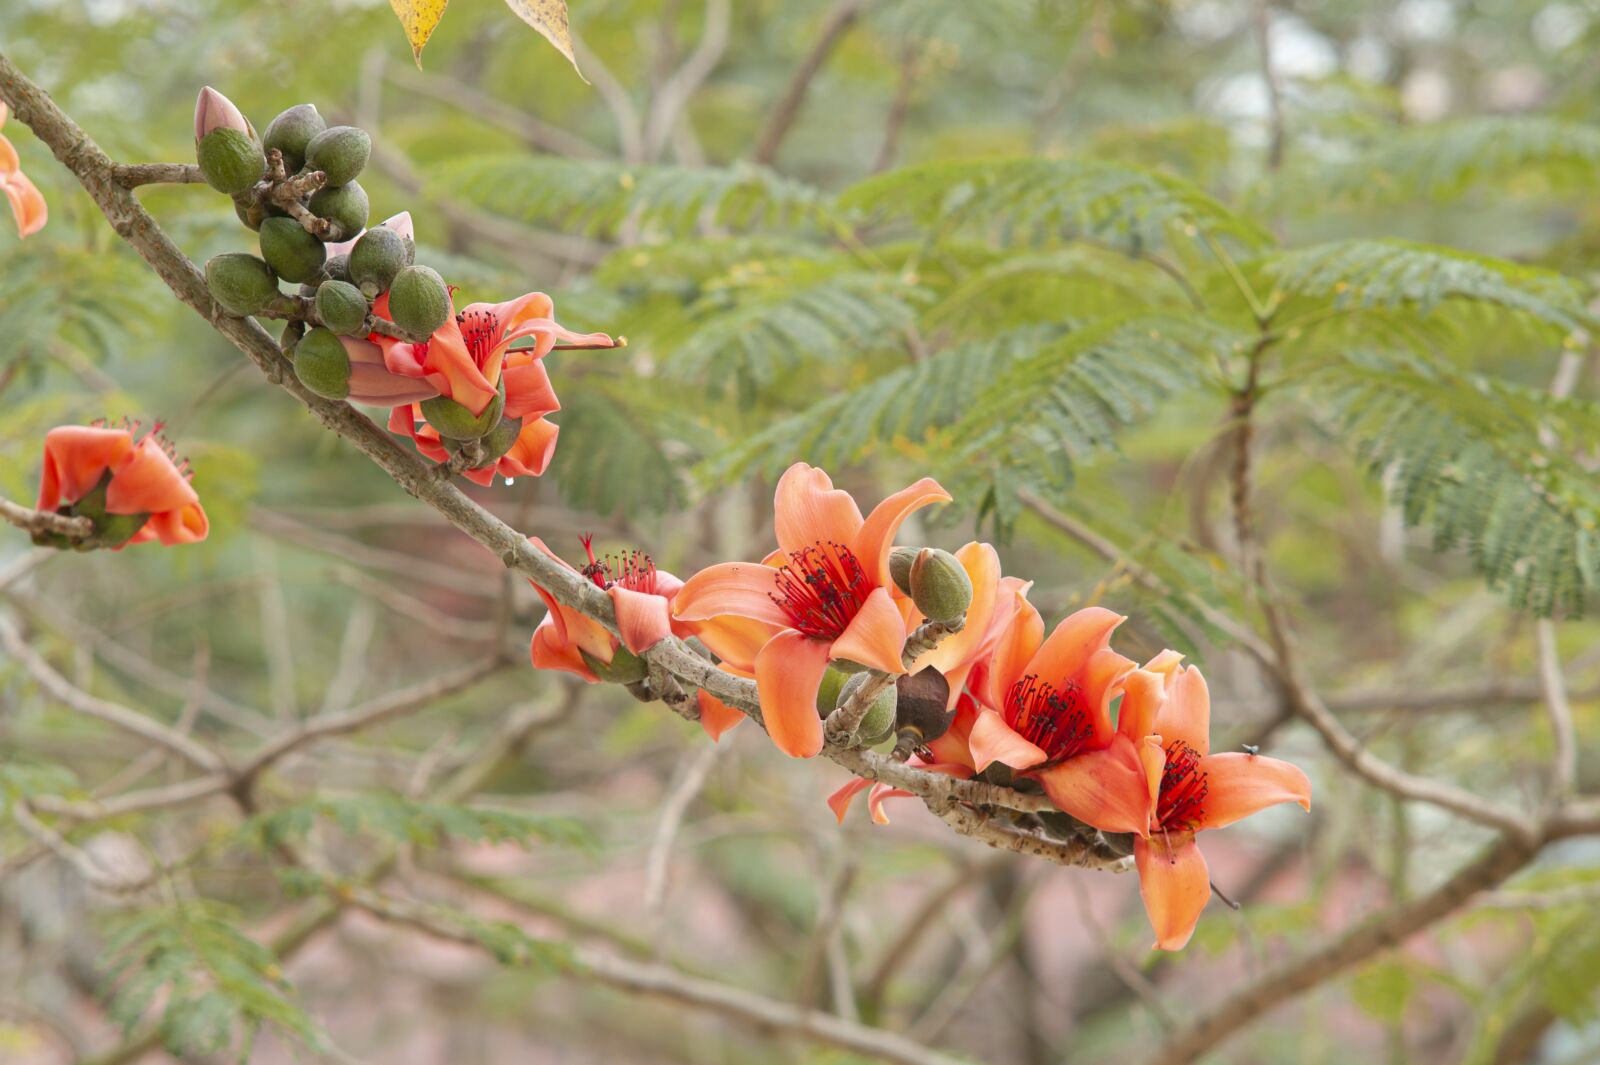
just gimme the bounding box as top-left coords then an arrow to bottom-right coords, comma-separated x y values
38,426 -> 132,510
687,614 -> 784,673
1023,607 -> 1125,690
1115,668 -> 1167,743
1033,736 -> 1154,836
977,589 -> 1043,709
968,708 -> 1047,772
1193,752 -> 1312,832
106,438 -> 199,515
773,463 -> 865,559
498,417 -> 560,479
697,689 -> 745,742
1082,645 -> 1136,745
530,614 -> 600,682
1135,833 -> 1211,951
608,585 -> 673,655
501,355 -> 562,420
826,777 -> 872,823
1155,665 -> 1211,757
4,171 -> 47,237
830,586 -> 907,674
754,630 -> 830,758
673,562 -> 788,627
141,502 -> 209,546
852,477 -> 952,588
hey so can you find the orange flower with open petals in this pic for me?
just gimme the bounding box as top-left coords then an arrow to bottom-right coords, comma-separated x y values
672,463 -> 951,759
0,102 -> 48,237
958,606 -> 1161,835
527,536 -> 738,742
1135,665 -> 1312,950
36,423 -> 207,548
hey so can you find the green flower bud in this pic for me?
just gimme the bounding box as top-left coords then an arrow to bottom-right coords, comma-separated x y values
308,181 -> 369,242
205,252 -> 280,316
474,415 -> 523,464
196,127 -> 266,195
814,665 -> 850,715
420,383 -> 505,440
889,545 -> 920,597
324,253 -> 352,284
259,216 -> 327,285
909,547 -> 972,623
304,125 -> 371,187
387,265 -> 450,339
315,279 -> 369,336
838,672 -> 898,746
580,646 -> 648,685
294,326 -> 352,400
261,103 -> 326,175
349,225 -> 410,297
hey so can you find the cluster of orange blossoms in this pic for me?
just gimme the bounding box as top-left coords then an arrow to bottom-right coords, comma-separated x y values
529,464 -> 1312,950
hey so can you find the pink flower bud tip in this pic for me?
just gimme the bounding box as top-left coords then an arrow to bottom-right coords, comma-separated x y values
194,86 -> 249,142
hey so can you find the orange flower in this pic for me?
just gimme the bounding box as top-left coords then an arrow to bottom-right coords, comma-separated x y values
382,291 -> 615,486
0,102 -> 48,238
958,606 -> 1162,836
35,423 -> 207,548
377,290 -> 615,418
672,463 -> 951,759
1134,665 -> 1312,950
527,536 -> 739,742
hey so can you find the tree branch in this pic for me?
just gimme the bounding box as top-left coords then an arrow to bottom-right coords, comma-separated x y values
0,493 -> 93,539
751,0 -> 869,165
113,162 -> 204,187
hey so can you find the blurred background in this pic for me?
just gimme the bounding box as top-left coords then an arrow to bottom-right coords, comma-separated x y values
2,1 -> 1600,1063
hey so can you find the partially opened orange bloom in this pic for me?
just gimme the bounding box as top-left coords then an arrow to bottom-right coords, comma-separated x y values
1135,665 -> 1312,950
672,463 -> 951,759
36,423 -> 207,548
527,536 -> 739,742
0,102 -> 48,238
383,291 -> 616,485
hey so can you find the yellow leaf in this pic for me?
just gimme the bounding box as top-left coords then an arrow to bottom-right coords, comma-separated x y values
503,0 -> 587,81
390,0 -> 450,68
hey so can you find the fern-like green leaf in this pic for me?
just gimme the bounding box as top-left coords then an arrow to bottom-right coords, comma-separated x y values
241,794 -> 593,852
840,157 -> 1269,251
1310,351 -> 1600,616
429,156 -> 827,240
1333,117 -> 1600,203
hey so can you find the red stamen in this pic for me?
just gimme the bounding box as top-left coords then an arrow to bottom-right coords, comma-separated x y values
457,308 -> 500,368
578,536 -> 659,595
769,542 -> 871,641
1004,674 -> 1095,763
1155,741 -> 1209,832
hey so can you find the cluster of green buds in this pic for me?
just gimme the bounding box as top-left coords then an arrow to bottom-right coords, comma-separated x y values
195,88 -> 452,401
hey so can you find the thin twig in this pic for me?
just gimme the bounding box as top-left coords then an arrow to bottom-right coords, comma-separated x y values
751,0 -> 869,165
1536,619 -> 1579,804
825,617 -> 962,744
643,0 -> 730,161
0,494 -> 93,539
113,162 -> 204,187
643,740 -> 726,939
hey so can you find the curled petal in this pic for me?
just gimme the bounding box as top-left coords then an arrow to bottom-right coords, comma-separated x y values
978,589 -> 1043,709
925,694 -> 982,770
1193,752 -> 1312,832
1033,736 -> 1154,836
609,585 -> 673,655
773,463 -> 865,560
502,355 -> 562,420
531,614 -> 600,683
673,562 -> 788,627
687,614 -> 784,674
852,477 -> 952,588
1081,645 -> 1136,745
754,630 -> 830,758
4,171 -> 47,237
1116,668 -> 1167,743
827,778 -> 872,824
697,689 -> 745,742
1135,833 -> 1211,951
968,708 -> 1047,773
830,586 -> 907,674
497,417 -> 560,479
106,439 -> 198,516
1155,665 -> 1211,757
38,426 -> 133,510
136,503 -> 209,547
1023,607 -> 1125,691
